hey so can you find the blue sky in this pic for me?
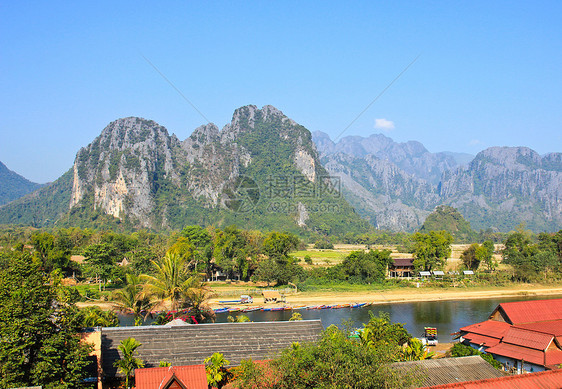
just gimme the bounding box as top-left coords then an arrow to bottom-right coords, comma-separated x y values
1,1 -> 561,183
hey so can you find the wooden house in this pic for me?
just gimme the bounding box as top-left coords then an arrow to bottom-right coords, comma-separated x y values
388,258 -> 415,278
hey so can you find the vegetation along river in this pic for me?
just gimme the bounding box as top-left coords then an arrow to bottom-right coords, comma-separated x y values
119,294 -> 562,341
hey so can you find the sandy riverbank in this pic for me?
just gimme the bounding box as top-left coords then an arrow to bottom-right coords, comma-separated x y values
207,284 -> 562,308
76,284 -> 562,311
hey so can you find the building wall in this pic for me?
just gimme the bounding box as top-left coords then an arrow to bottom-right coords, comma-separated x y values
492,355 -> 546,374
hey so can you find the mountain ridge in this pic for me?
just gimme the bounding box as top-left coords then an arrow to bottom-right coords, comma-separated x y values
0,161 -> 44,206
0,107 -> 560,233
0,106 -> 368,235
313,131 -> 562,232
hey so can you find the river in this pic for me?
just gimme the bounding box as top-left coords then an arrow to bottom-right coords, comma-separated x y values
119,294 -> 562,342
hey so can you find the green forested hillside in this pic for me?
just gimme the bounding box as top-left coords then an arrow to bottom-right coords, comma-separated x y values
0,161 -> 43,206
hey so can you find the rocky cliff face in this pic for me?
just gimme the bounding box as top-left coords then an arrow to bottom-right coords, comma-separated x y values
1,107 -> 560,233
440,147 -> 562,231
313,131 -> 461,184
314,131 -> 454,230
314,132 -> 561,232
60,105 -> 364,233
71,117 -> 182,227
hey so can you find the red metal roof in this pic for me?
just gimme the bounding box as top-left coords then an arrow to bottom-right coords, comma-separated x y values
460,320 -> 511,339
545,349 -> 562,367
135,365 -> 208,389
501,327 -> 553,351
485,342 -> 546,366
462,333 -> 501,348
424,368 -> 562,388
496,298 -> 562,324
515,319 -> 562,337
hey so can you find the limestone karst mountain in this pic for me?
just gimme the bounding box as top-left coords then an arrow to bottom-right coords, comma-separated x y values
314,132 -> 562,232
0,108 -> 560,233
0,106 -> 367,235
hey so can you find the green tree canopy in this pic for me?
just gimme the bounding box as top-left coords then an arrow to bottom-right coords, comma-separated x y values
232,325 -> 421,389
114,337 -> 144,388
0,251 -> 92,389
412,231 -> 453,272
419,205 -> 474,242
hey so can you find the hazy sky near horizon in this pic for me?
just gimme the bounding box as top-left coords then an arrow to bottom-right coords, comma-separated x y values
1,1 -> 561,183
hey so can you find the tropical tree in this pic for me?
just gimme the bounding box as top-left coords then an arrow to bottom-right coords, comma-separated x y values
232,325 -> 421,389
142,253 -> 214,320
183,278 -> 216,323
481,240 -> 497,271
141,253 -> 194,314
460,243 -> 485,270
359,312 -> 412,351
82,242 -> 118,291
0,251 -> 92,389
114,337 -> 144,389
401,338 -> 435,361
204,352 -> 232,389
112,273 -> 154,325
412,231 -> 453,272
80,306 -> 119,327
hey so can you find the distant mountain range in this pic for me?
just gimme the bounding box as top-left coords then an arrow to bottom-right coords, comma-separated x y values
1,105 -> 560,233
314,131 -> 562,232
0,161 -> 43,206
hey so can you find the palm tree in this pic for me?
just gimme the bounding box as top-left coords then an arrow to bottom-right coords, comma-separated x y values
204,352 -> 232,389
114,337 -> 144,388
183,277 -> 216,322
141,253 -> 199,317
112,273 -> 153,325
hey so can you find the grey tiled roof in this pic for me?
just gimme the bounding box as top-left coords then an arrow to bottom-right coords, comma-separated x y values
101,320 -> 323,378
392,355 -> 507,387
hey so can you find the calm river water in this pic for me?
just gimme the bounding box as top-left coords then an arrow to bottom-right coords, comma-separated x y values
120,294 -> 562,342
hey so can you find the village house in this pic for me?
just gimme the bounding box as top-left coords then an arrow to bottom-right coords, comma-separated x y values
388,258 -> 415,278
424,368 -> 562,388
457,298 -> 562,373
83,319 -> 323,388
392,355 -> 506,387
135,365 -> 208,389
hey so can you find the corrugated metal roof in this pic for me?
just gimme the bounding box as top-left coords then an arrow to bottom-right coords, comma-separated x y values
101,320 -> 323,378
515,319 -> 562,336
485,342 -> 545,365
392,356 -> 506,387
496,298 -> 562,324
460,320 -> 511,339
462,333 -> 501,348
501,327 -> 553,351
545,349 -> 562,366
392,258 -> 414,267
135,365 -> 208,389
424,368 -> 562,389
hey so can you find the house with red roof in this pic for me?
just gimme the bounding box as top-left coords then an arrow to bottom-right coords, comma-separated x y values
424,368 -> 562,388
458,298 -> 562,374
135,365 -> 208,389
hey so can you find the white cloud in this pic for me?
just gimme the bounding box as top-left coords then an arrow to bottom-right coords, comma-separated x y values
374,118 -> 395,132
469,139 -> 482,146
